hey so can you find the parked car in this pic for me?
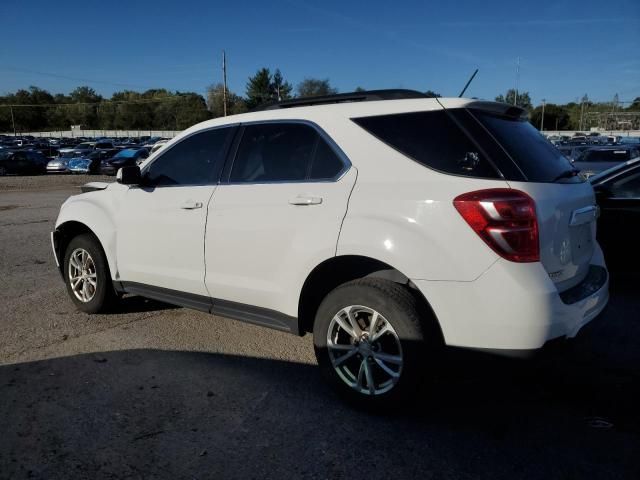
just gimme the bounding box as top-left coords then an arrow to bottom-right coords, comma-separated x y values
573,146 -> 640,178
591,158 -> 640,274
51,90 -> 608,406
556,145 -> 592,161
68,149 -> 118,174
0,149 -> 48,175
100,148 -> 149,175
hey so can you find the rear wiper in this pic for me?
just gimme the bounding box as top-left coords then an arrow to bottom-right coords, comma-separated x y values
553,168 -> 580,182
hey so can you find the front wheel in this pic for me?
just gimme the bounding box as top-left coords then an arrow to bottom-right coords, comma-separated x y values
63,233 -> 118,313
313,278 -> 435,407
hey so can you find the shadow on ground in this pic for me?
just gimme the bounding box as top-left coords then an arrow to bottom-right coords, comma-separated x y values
1,285 -> 638,479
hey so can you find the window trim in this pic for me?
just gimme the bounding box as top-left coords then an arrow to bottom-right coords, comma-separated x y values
139,124 -> 239,188
220,119 -> 351,185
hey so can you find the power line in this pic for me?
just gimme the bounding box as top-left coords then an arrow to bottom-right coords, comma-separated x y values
2,66 -> 156,90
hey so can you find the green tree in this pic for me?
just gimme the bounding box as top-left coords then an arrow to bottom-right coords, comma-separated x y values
495,89 -> 532,110
206,83 -> 247,118
529,103 -> 571,131
271,69 -> 292,101
296,78 -> 338,98
246,68 -> 274,109
424,90 -> 441,98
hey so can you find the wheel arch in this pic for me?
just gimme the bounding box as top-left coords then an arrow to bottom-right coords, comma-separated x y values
53,220 -> 114,280
297,255 -> 443,341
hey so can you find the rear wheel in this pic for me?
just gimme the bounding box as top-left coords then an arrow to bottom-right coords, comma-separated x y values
63,233 -> 118,313
0,166 -> 6,176
313,278 -> 435,407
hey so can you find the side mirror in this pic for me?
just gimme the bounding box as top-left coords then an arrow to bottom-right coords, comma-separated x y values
116,165 -> 142,185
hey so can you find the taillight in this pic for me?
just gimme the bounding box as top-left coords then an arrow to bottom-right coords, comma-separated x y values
453,189 -> 539,263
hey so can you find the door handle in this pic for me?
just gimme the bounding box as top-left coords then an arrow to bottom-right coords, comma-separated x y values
180,200 -> 203,210
289,195 -> 323,206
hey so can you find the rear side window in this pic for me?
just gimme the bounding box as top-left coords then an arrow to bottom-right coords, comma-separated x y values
471,111 -> 576,182
230,123 -> 346,183
353,110 -> 500,179
144,128 -> 231,186
580,150 -> 633,163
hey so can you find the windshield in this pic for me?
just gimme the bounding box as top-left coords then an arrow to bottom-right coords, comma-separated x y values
472,110 -> 578,183
114,149 -> 138,158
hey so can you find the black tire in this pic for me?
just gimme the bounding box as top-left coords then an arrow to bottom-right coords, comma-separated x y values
63,233 -> 118,314
313,278 -> 438,408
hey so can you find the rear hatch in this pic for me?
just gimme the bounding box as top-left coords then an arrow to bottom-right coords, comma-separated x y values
462,105 -> 598,291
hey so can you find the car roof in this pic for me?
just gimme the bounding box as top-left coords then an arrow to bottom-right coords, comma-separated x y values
178,96 -> 521,138
589,157 -> 640,184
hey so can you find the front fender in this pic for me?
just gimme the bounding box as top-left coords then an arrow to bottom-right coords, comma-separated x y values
55,190 -> 121,279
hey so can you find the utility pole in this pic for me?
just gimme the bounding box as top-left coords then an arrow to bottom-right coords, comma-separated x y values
10,106 -> 16,136
222,50 -> 228,117
514,56 -> 520,106
540,99 -> 546,132
579,100 -> 585,131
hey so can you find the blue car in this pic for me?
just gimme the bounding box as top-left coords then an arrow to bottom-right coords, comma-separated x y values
68,149 -> 117,174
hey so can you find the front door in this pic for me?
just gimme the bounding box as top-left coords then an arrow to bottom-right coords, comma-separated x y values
116,126 -> 235,296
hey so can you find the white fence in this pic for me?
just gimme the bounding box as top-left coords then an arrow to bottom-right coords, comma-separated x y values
543,130 -> 640,137
1,130 -> 181,138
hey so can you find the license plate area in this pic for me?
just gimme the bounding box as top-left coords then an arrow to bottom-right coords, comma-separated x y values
570,222 -> 594,263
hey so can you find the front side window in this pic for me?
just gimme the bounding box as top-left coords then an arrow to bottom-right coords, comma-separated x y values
229,123 -> 345,183
609,167 -> 640,198
144,128 -> 232,186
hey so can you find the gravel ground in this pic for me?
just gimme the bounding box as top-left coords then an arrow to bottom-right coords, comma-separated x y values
0,174 -> 113,192
0,175 -> 639,479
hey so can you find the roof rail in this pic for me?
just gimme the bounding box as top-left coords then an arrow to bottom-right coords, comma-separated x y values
255,89 -> 429,111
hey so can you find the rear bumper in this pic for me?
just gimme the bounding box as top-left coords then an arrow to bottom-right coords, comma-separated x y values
412,245 -> 609,353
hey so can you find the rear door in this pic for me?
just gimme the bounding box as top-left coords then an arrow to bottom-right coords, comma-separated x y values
204,121 -> 355,319
595,165 -> 640,271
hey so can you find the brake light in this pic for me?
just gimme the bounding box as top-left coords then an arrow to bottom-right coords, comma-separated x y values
453,189 -> 539,263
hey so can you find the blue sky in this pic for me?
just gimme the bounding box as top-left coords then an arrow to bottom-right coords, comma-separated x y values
1,0 -> 638,105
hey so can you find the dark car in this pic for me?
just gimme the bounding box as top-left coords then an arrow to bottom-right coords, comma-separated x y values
0,150 -> 48,176
100,148 -> 149,175
573,146 -> 640,178
591,159 -> 640,275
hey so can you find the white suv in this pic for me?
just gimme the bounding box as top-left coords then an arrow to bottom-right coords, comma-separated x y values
51,90 -> 609,405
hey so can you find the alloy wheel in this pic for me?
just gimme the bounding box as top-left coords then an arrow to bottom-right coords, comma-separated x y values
68,248 -> 98,303
327,305 -> 403,395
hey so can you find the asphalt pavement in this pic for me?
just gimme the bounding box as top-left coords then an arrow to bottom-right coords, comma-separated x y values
1,175 -> 638,479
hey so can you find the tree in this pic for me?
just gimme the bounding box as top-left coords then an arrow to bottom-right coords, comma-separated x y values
271,69 -> 292,101
296,78 -> 338,98
495,89 -> 532,110
529,103 -> 571,131
246,68 -> 274,109
206,83 -> 247,118
354,86 -> 366,92
424,90 -> 441,98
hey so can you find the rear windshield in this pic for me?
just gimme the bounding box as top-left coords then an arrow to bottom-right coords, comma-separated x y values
471,110 -> 576,183
352,110 -> 500,179
579,149 -> 634,162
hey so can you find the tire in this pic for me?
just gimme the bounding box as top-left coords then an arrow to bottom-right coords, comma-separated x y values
0,166 -> 6,176
63,233 -> 118,314
313,278 -> 438,407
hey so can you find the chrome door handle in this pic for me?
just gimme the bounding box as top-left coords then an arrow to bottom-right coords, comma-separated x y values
180,200 -> 203,210
289,196 -> 323,206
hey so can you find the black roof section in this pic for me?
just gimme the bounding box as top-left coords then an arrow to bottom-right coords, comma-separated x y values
254,89 -> 429,111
